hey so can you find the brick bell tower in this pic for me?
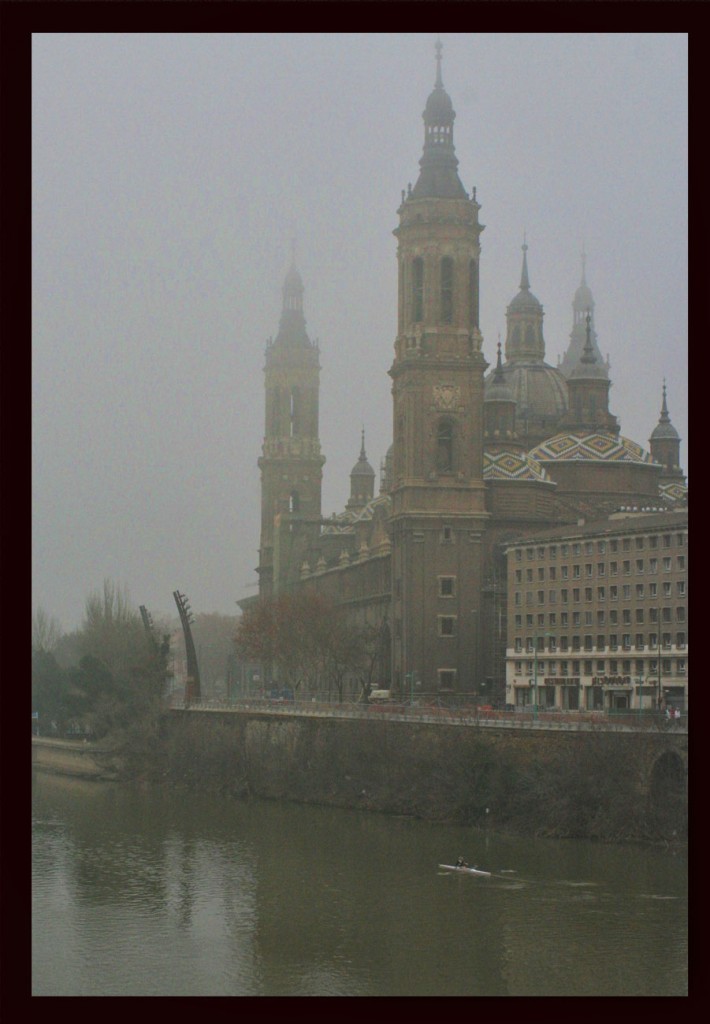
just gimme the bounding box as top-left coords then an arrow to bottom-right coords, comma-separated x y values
389,41 -> 489,697
258,262 -> 325,597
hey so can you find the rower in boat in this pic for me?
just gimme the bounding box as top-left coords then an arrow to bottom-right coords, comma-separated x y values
455,856 -> 469,869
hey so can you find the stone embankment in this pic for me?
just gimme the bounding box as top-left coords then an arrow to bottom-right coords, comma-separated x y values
32,737 -> 123,781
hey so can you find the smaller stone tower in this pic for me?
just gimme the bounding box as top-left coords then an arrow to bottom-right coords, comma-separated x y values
347,429 -> 376,510
559,250 -> 610,376
649,381 -> 685,483
558,312 -> 619,435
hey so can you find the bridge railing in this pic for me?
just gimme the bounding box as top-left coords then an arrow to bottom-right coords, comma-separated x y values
168,695 -> 686,731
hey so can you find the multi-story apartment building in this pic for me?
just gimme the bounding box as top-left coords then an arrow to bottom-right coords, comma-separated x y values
504,509 -> 688,712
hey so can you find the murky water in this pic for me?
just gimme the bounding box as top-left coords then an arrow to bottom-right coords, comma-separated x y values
32,772 -> 687,996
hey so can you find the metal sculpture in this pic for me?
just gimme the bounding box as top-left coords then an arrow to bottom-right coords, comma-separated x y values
173,590 -> 201,704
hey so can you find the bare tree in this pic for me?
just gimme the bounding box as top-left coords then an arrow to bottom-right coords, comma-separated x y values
32,607 -> 63,654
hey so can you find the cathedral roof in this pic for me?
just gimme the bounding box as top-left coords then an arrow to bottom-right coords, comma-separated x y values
485,361 -> 567,420
530,432 -> 655,465
658,480 -> 688,505
483,449 -> 552,482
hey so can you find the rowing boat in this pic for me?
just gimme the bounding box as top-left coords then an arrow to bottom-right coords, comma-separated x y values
439,863 -> 491,877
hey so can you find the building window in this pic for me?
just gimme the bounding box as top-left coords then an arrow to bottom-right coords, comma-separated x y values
442,525 -> 453,543
550,546 -> 557,558
515,570 -> 522,583
649,535 -> 658,549
436,421 -> 454,472
439,576 -> 456,597
573,564 -> 581,578
677,659 -> 686,675
610,562 -> 618,576
635,536 -> 644,550
440,256 -> 454,323
663,534 -> 672,548
596,635 -> 605,650
677,556 -> 686,570
526,569 -> 533,582
597,563 -> 606,577
610,586 -> 618,601
585,542 -> 593,555
438,616 -> 456,637
585,588 -> 593,602
623,561 -> 631,575
597,611 -> 605,626
469,259 -> 479,329
560,613 -> 568,626
610,659 -> 618,674
609,610 -> 618,625
636,584 -> 644,599
609,634 -> 618,650
635,634 -> 644,650
636,559 -> 644,574
676,632 -> 686,648
561,544 -> 569,557
561,566 -> 569,580
538,567 -> 545,581
438,669 -> 456,691
549,591 -> 556,604
537,590 -> 545,604
610,540 -> 618,553
622,585 -> 631,600
676,607 -> 686,622
597,541 -> 606,554
573,543 -> 581,556
573,589 -> 580,603
622,538 -> 631,551
677,581 -> 686,597
663,582 -> 672,598
561,589 -> 568,604
636,609 -> 644,624
649,583 -> 658,598
549,567 -> 557,581
412,257 -> 424,322
649,558 -> 658,573
585,563 -> 593,578
622,609 -> 631,625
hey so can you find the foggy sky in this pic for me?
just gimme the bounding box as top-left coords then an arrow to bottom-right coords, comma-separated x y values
32,33 -> 688,632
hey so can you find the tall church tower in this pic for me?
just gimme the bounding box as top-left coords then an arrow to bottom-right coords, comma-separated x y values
389,42 -> 489,696
258,263 -> 325,597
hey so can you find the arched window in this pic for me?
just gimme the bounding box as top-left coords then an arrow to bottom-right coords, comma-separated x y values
469,259 -> 479,329
441,257 -> 454,324
436,420 -> 454,472
290,387 -> 300,437
412,258 -> 424,323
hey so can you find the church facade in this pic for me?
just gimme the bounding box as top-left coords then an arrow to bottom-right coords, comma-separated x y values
249,45 -> 687,707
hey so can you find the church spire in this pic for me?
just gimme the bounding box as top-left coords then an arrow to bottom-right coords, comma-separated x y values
520,237 -> 531,291
649,380 -> 684,482
410,39 -> 468,200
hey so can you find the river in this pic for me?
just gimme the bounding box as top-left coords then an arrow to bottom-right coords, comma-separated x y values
32,771 -> 687,996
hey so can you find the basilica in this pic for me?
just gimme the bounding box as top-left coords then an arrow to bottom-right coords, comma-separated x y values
248,44 -> 687,705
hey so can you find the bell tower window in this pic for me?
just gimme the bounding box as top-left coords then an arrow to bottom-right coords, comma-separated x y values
441,257 -> 454,324
412,258 -> 424,323
436,419 -> 454,472
290,387 -> 300,437
469,259 -> 479,329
